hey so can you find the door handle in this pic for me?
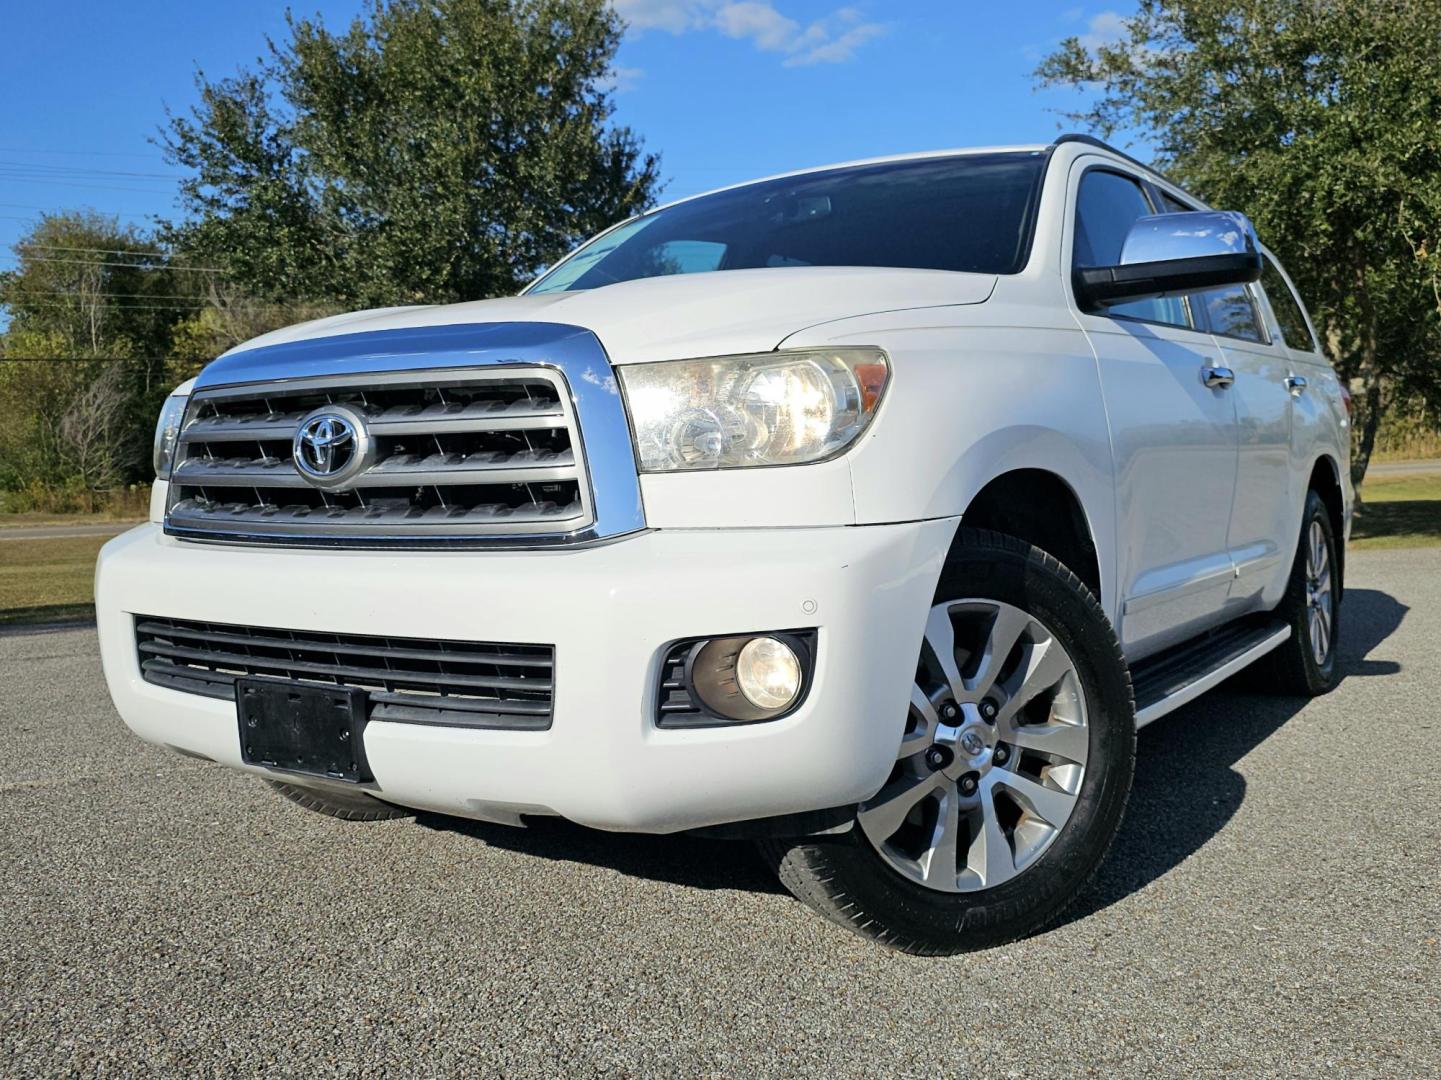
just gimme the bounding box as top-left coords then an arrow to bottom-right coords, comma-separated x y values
1202,365 -> 1235,389
1285,374 -> 1308,395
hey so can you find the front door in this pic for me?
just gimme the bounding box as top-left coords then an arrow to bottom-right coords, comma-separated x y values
1066,161 -> 1240,659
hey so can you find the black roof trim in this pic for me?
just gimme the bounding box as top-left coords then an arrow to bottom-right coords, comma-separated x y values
1052,133 -> 1155,172
1052,133 -> 1204,202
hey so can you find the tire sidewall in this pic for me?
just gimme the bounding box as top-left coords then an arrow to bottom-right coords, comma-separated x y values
1294,492 -> 1341,690
823,532 -> 1135,948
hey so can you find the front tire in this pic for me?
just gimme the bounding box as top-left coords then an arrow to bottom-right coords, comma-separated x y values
761,529 -> 1135,955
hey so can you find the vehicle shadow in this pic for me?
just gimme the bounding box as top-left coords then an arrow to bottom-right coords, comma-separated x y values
416,588 -> 1407,908
414,813 -> 788,894
1058,586 -> 1408,925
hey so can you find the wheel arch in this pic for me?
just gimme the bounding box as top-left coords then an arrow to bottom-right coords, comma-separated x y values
956,468 -> 1105,605
1308,453 -> 1346,600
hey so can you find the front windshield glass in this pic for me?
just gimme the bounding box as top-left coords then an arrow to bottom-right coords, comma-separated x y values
527,151 -> 1048,293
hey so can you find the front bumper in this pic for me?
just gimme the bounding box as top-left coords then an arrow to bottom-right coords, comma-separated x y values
96,520 -> 955,832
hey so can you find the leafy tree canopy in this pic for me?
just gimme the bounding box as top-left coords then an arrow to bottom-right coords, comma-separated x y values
0,212 -> 191,494
1036,0 -> 1441,482
161,0 -> 661,309
0,211 -> 181,359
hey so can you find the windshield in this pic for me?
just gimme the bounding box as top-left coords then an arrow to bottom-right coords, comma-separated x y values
527,151 -> 1048,294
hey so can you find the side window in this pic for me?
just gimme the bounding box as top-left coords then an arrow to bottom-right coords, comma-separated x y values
1073,170 -> 1191,328
1196,286 -> 1265,343
1157,191 -> 1191,215
1260,256 -> 1319,352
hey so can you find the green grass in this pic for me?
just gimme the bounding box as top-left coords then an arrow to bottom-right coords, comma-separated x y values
0,534 -> 111,625
1351,470 -> 1441,549
0,511 -> 145,529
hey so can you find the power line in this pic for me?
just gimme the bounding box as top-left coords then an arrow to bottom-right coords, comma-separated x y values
10,290 -> 214,301
0,175 -> 178,196
10,301 -> 217,311
0,360 -> 171,369
16,243 -> 176,258
0,201 -> 153,215
0,256 -> 224,272
0,146 -> 170,162
0,159 -> 184,181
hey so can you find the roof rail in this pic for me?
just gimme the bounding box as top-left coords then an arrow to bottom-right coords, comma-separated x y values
1052,133 -> 1156,174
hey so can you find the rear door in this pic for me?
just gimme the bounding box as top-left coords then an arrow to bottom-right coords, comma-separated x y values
1254,252 -> 1341,602
1066,162 -> 1240,659
1195,281 -> 1296,609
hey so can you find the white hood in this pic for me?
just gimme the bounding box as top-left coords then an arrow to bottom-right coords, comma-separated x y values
224,266 -> 996,367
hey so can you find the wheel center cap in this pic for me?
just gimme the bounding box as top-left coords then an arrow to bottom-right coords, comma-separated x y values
960,730 -> 986,756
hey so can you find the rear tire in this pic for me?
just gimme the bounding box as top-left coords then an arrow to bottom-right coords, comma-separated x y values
266,780 -> 411,822
1254,490 -> 1340,696
761,528 -> 1135,955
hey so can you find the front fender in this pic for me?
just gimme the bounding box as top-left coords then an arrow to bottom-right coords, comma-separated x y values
784,315 -> 1118,618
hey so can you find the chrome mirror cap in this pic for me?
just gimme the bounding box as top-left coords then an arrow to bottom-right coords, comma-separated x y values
1119,210 -> 1260,265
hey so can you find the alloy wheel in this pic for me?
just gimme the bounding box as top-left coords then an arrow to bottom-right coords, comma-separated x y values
858,599 -> 1090,893
1305,519 -> 1333,666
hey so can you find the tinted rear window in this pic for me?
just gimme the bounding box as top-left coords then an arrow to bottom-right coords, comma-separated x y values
529,152 -> 1048,293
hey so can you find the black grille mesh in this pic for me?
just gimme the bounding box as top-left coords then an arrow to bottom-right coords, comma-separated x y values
136,615 -> 554,729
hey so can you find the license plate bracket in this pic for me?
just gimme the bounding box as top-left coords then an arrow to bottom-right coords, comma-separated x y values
237,677 -> 372,783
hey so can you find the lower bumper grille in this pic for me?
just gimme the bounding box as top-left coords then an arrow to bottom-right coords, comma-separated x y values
135,615 -> 555,729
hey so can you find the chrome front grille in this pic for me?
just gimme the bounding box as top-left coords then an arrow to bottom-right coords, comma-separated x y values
166,368 -> 594,543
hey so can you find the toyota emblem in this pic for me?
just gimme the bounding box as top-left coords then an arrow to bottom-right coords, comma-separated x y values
293,405 -> 373,489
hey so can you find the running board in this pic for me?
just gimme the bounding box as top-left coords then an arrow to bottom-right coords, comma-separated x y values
1131,620 -> 1292,728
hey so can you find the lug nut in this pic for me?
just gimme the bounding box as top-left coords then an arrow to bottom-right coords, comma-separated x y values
940,702 -> 960,722
979,699 -> 999,724
993,745 -> 1010,766
958,772 -> 979,795
924,745 -> 953,771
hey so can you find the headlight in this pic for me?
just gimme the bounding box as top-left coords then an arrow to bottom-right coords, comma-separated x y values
153,393 -> 188,479
617,348 -> 889,471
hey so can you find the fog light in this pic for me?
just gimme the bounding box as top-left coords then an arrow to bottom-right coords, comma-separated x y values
735,637 -> 801,711
676,631 -> 814,725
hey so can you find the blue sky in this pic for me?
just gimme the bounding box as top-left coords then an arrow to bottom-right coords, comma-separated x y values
0,0 -> 1138,273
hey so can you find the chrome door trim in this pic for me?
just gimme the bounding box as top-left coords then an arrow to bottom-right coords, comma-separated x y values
1123,562 -> 1236,616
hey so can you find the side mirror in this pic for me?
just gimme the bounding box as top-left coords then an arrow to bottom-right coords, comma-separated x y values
1075,210 -> 1262,309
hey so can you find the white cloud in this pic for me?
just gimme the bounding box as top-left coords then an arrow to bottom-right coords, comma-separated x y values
1077,10 -> 1128,51
611,1 -> 886,66
785,20 -> 887,67
713,2 -> 798,52
600,65 -> 646,93
612,0 -> 704,33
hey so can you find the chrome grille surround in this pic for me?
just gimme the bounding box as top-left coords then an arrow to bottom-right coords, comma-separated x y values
166,322 -> 646,547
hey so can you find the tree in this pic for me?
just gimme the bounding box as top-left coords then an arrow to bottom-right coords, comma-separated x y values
166,285 -> 338,383
161,0 -> 661,309
0,211 -> 181,362
0,212 -> 191,497
57,364 -> 137,502
1036,0 -> 1441,484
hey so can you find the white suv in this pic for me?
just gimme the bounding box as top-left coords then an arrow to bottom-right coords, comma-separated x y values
97,135 -> 1352,954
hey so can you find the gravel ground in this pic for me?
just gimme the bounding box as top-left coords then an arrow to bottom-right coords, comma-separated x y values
2,548 -> 1438,1077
